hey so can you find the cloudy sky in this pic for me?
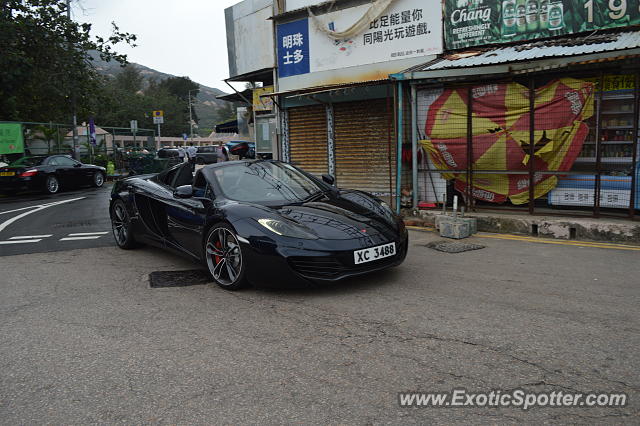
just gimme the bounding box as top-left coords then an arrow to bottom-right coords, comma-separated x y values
74,0 -> 241,92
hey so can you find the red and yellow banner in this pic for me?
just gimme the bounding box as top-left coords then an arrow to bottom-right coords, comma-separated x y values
421,78 -> 595,205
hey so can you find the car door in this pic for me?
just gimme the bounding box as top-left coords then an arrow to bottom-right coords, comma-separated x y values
54,156 -> 83,187
165,164 -> 208,257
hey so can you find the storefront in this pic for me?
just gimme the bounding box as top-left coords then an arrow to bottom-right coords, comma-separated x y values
392,0 -> 640,219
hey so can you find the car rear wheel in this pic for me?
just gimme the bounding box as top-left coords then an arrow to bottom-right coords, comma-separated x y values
204,223 -> 247,290
45,175 -> 59,194
93,171 -> 105,187
111,200 -> 137,249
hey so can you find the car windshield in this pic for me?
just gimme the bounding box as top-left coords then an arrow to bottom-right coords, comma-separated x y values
212,162 -> 323,203
10,156 -> 46,167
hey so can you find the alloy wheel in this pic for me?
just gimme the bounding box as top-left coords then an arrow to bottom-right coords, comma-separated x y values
94,172 -> 104,187
205,227 -> 243,286
46,176 -> 59,193
111,203 -> 128,246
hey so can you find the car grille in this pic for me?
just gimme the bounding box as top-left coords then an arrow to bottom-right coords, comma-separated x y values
288,243 -> 405,280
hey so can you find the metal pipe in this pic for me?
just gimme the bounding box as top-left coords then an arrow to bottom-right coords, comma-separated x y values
528,77 -> 536,215
594,72 -> 604,218
630,72 -> 640,219
223,79 -> 252,106
411,84 -> 418,209
395,81 -> 403,213
466,86 -> 473,211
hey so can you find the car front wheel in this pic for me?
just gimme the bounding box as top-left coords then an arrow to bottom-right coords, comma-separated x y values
93,171 -> 105,187
204,224 -> 247,290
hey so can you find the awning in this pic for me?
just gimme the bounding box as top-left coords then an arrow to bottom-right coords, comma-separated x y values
217,89 -> 253,103
215,120 -> 238,134
225,68 -> 274,85
260,79 -> 390,99
393,30 -> 640,81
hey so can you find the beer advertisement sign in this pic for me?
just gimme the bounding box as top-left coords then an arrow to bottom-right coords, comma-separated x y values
445,0 -> 640,50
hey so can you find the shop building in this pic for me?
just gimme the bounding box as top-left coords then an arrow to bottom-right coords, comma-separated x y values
392,0 -> 640,219
268,0 -> 442,198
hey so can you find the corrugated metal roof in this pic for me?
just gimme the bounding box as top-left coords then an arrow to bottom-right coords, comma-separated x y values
411,31 -> 640,72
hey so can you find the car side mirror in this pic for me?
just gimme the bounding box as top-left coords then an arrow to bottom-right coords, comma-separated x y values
174,185 -> 194,198
322,174 -> 335,185
74,163 -> 82,167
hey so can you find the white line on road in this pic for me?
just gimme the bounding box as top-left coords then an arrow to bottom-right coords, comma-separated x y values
0,239 -> 43,245
0,197 -> 85,234
59,236 -> 104,241
8,235 -> 53,240
67,232 -> 109,236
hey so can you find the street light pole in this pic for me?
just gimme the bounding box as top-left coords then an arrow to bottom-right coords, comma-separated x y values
66,0 -> 78,159
188,89 -> 195,143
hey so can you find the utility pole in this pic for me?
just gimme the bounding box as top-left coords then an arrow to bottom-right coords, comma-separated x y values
188,89 -> 196,143
66,0 -> 79,159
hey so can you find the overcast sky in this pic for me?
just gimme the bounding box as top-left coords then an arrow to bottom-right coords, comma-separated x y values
74,0 -> 241,92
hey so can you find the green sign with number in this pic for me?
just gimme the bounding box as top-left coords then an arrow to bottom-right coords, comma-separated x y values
445,0 -> 640,50
0,123 -> 24,155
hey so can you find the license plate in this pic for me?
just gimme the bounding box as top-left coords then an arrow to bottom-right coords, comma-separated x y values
0,172 -> 15,176
354,242 -> 396,265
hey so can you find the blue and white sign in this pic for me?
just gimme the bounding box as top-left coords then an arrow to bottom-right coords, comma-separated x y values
276,18 -> 310,78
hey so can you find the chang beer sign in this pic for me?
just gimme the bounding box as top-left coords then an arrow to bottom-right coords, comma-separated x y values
444,0 -> 640,50
0,123 -> 24,155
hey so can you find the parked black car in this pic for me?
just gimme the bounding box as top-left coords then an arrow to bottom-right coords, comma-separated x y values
194,146 -> 219,164
0,155 -> 106,195
109,160 -> 408,290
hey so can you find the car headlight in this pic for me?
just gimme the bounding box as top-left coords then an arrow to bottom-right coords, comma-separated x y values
256,218 -> 318,240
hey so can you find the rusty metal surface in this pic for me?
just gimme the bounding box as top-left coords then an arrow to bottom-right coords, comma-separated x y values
288,105 -> 329,176
334,99 -> 396,194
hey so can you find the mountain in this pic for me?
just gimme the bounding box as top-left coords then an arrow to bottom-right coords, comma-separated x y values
89,52 -> 229,130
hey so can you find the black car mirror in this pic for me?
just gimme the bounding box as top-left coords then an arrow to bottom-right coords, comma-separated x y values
174,185 -> 194,198
74,163 -> 82,167
322,174 -> 335,185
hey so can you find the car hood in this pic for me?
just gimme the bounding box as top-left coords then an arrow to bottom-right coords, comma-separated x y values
275,192 -> 398,240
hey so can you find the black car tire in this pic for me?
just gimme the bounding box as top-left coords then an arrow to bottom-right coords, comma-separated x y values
45,175 -> 60,194
111,200 -> 138,249
93,171 -> 105,188
204,223 -> 248,290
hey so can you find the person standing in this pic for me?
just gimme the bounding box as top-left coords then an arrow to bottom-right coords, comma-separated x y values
187,143 -> 197,171
177,146 -> 186,163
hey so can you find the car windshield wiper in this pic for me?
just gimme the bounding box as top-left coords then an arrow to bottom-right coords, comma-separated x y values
301,189 -> 330,203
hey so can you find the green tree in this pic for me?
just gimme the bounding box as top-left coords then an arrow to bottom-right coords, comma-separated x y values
215,101 -> 237,124
0,0 -> 136,122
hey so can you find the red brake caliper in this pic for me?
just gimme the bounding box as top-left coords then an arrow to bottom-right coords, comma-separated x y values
214,241 -> 223,264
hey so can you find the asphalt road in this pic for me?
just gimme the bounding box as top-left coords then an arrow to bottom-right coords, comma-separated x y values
1,229 -> 639,424
0,185 -> 114,256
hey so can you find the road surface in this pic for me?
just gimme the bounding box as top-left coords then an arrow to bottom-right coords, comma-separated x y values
0,185 -> 114,256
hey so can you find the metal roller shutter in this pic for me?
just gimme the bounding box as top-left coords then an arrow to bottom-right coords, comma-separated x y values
334,99 -> 395,195
288,105 -> 328,176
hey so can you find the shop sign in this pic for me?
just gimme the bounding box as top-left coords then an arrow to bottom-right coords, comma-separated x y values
276,0 -> 442,78
253,86 -> 275,112
0,123 -> 24,155
445,0 -> 640,50
584,74 -> 635,92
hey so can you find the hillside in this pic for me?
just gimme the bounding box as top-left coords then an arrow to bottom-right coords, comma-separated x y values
89,52 -> 229,129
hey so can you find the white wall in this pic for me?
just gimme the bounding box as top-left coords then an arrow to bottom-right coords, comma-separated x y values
227,0 -> 275,77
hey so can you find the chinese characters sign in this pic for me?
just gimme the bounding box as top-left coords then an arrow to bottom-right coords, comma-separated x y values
276,0 -> 442,79
0,123 -> 24,155
277,18 -> 310,78
445,0 -> 640,50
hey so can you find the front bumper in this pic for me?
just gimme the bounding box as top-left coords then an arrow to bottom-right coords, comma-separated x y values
239,232 -> 409,288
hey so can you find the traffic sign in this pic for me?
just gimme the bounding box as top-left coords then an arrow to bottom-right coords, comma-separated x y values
152,110 -> 163,117
130,120 -> 138,132
153,116 -> 164,124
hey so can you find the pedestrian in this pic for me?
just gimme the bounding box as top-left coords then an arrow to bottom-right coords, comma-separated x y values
177,146 -> 186,163
217,145 -> 229,163
187,143 -> 197,171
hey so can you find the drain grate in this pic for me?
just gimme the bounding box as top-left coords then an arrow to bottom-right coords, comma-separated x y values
149,269 -> 211,288
426,240 -> 486,253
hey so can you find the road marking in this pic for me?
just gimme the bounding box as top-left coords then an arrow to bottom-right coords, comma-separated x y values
59,236 -> 103,241
406,225 -> 640,252
67,232 -> 109,236
0,239 -> 42,245
8,235 -> 52,240
0,197 -> 86,234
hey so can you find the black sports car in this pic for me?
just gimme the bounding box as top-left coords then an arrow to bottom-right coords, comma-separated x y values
109,160 -> 408,290
0,155 -> 106,195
